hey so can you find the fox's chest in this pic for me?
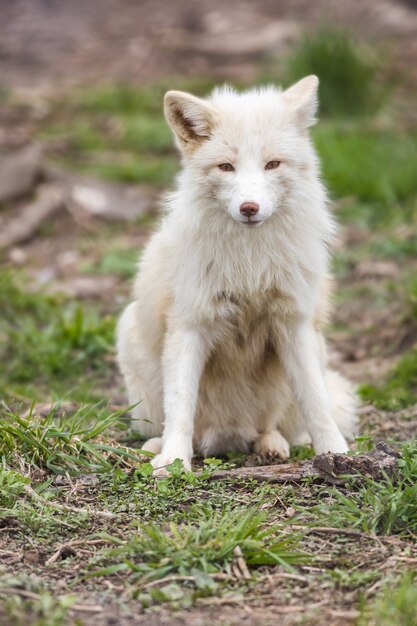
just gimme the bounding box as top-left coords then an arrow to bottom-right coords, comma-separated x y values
202,289 -> 284,380
213,286 -> 294,326
208,287 -> 293,361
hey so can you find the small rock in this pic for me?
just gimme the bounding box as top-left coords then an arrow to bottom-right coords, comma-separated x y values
285,506 -> 296,518
23,550 -> 43,565
56,250 -> 80,276
8,247 -> 27,265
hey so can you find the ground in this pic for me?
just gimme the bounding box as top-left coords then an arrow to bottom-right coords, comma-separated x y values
1,2 -> 417,625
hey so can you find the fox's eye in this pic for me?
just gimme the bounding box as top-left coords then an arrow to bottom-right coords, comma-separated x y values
265,160 -> 281,170
218,163 -> 235,172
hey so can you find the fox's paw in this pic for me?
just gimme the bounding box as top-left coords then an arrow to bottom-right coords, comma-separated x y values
140,437 -> 162,457
254,431 -> 290,460
151,453 -> 192,477
313,429 -> 349,455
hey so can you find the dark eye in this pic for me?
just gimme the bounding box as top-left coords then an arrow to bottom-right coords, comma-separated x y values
265,160 -> 281,170
218,163 -> 235,172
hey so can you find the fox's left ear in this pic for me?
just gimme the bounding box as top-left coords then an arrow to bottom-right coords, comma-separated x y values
164,91 -> 216,153
283,75 -> 319,128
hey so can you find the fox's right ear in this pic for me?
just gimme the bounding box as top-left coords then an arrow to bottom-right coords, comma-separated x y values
283,75 -> 319,128
164,91 -> 216,153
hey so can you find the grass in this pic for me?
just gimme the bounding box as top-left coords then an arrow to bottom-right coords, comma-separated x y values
81,246 -> 139,278
359,571 -> 417,626
369,233 -> 417,260
0,585 -> 76,626
0,469 -> 29,508
0,405 -> 416,619
0,270 -> 115,399
40,82 -> 177,186
0,402 -> 140,476
89,508 -> 305,593
284,27 -> 382,117
0,405 -> 308,608
314,124 -> 417,226
302,441 -> 417,536
57,152 -> 178,186
360,347 -> 417,410
39,78 -> 217,187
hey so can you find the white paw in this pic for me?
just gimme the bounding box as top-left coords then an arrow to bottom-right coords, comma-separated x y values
254,431 -> 290,460
141,437 -> 162,455
151,453 -> 192,476
313,428 -> 349,455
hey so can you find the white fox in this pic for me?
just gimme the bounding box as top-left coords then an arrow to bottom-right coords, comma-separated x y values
117,76 -> 358,474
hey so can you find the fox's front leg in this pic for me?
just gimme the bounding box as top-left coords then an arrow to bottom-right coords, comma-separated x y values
151,323 -> 207,475
279,320 -> 348,455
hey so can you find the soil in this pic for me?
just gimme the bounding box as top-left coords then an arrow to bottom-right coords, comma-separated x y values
1,0 -> 417,93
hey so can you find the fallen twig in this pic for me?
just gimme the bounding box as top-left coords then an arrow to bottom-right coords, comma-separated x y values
69,604 -> 103,613
143,573 -> 228,589
24,485 -> 116,520
208,443 -> 400,485
0,588 -> 40,601
305,526 -> 368,538
328,609 -> 360,620
266,572 -> 308,583
233,545 -> 251,580
45,539 -> 111,566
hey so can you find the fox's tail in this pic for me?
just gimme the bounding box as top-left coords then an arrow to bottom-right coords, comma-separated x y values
326,369 -> 359,441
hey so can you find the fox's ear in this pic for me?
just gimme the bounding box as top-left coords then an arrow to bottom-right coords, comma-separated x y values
164,91 -> 216,152
283,75 -> 319,128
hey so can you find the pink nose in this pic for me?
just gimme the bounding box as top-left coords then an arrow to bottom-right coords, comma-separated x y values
239,202 -> 259,218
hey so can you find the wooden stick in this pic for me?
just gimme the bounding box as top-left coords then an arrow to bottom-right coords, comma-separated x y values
24,485 -> 116,520
208,443 -> 400,485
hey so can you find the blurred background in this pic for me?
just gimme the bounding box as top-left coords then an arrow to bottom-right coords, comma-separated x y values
1,0 -> 417,432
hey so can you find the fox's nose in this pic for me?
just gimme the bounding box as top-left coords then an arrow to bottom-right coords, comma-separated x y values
239,202 -> 259,218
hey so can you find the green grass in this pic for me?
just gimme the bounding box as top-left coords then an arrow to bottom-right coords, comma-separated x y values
284,27 -> 382,117
81,246 -> 139,278
359,571 -> 417,626
289,445 -> 315,461
79,153 -> 178,185
0,402 -> 140,476
39,79 -> 217,186
360,347 -> 417,410
304,441 -> 417,536
0,584 -> 76,626
314,124 -> 417,226
406,276 -> 417,320
88,506 -> 306,605
35,81 -> 175,189
0,469 -> 29,508
70,80 -> 217,116
370,234 -> 417,260
0,271 -> 115,398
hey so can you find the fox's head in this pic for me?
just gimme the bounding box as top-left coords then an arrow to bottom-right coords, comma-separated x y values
164,76 -> 321,228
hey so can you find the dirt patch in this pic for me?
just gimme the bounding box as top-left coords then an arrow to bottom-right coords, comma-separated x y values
1,0 -> 417,91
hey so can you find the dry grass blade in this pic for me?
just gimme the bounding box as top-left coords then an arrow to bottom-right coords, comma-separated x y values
24,484 -> 116,519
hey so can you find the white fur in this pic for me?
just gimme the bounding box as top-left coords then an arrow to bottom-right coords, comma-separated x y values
117,77 -> 358,473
